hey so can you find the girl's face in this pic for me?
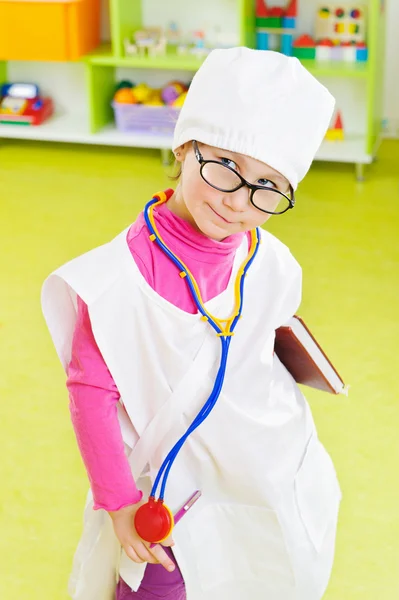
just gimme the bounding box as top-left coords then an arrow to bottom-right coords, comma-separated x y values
168,141 -> 291,242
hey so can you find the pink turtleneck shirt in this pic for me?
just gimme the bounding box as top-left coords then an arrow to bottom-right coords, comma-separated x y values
66,190 -> 249,511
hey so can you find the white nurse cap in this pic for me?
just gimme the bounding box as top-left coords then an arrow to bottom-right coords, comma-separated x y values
172,47 -> 335,190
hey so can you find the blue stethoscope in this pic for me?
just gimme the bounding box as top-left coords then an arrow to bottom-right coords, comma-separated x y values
134,191 -> 261,543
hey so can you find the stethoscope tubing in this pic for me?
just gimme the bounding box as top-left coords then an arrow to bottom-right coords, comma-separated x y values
143,195 -> 260,501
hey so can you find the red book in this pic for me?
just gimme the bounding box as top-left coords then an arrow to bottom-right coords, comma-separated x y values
275,316 -> 347,395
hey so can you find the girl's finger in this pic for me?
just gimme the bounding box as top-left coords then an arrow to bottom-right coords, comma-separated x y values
125,546 -> 146,564
160,534 -> 175,547
135,542 -> 160,565
149,544 -> 176,572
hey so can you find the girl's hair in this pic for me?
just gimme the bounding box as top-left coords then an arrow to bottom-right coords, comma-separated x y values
169,158 -> 182,181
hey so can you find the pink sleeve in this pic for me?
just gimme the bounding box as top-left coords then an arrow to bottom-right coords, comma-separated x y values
66,296 -> 143,511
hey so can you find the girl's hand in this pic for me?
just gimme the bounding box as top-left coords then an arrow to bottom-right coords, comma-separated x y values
108,500 -> 176,572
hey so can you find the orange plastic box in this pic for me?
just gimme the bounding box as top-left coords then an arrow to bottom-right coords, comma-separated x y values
0,0 -> 101,61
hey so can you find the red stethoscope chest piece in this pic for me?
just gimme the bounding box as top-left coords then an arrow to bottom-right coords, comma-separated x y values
134,497 -> 174,544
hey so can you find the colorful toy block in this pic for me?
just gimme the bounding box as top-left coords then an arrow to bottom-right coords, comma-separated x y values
285,0 -> 298,17
315,4 -> 366,46
263,17 -> 282,28
256,0 -> 298,22
293,47 -> 316,60
325,111 -> 344,141
331,45 -> 343,61
293,34 -> 316,60
269,6 -> 284,16
316,38 -> 333,60
257,31 -> 270,50
282,17 -> 296,29
282,33 -> 294,56
341,41 -> 357,62
256,0 -> 299,55
356,42 -> 368,61
256,0 -> 268,17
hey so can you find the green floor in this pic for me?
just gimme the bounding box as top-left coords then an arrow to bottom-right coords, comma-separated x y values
0,139 -> 398,599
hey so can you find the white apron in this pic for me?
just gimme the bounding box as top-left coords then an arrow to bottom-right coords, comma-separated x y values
41,225 -> 342,600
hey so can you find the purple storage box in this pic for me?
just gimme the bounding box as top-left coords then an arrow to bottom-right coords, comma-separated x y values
112,102 -> 180,134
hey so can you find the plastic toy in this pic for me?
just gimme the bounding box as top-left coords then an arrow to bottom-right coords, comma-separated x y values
325,111 -> 344,141
131,83 -> 152,104
167,22 -> 181,46
132,193 -> 262,544
356,41 -> 368,61
146,90 -> 164,107
177,30 -> 211,58
293,34 -> 316,60
161,81 -> 187,105
331,42 -> 343,61
115,80 -> 135,92
256,1 -> 298,55
314,4 -> 368,62
113,80 -> 188,109
124,25 -> 214,59
112,80 -> 188,135
341,41 -> 357,62
114,87 -> 136,104
136,490 -> 202,545
316,38 -> 334,60
315,5 -> 366,45
0,82 -> 53,126
172,91 -> 187,108
124,27 -> 167,58
256,0 -> 298,28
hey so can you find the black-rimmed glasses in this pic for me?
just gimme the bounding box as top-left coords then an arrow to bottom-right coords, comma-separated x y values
193,141 -> 295,216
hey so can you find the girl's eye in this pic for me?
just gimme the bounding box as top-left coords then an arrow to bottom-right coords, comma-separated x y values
257,178 -> 276,189
220,157 -> 238,170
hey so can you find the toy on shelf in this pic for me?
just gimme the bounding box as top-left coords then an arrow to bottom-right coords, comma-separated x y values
124,25 -> 212,59
315,4 -> 368,62
256,0 -> 298,28
177,30 -> 212,58
256,1 -> 298,56
113,80 -> 188,107
325,111 -> 344,141
355,41 -> 368,62
0,0 -> 100,62
293,34 -> 316,59
161,81 -> 187,106
256,2 -> 368,64
124,27 -> 167,58
0,83 -> 54,126
167,22 -> 181,46
316,37 -> 334,60
112,80 -> 189,135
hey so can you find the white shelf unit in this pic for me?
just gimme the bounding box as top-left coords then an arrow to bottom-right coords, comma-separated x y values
0,0 -> 386,180
0,114 -> 371,158
0,113 -> 173,148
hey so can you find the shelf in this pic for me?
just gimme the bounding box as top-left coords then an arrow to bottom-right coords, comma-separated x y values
91,123 -> 173,148
86,44 -> 207,71
0,114 -> 90,143
300,60 -> 369,79
315,134 -> 372,164
0,114 -> 172,149
86,45 -> 369,77
0,116 -> 373,164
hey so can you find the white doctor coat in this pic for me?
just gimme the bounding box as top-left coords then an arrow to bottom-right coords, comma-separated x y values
41,225 -> 341,600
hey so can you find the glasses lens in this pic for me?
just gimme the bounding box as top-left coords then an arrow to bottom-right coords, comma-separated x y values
252,188 -> 291,214
201,162 -> 242,191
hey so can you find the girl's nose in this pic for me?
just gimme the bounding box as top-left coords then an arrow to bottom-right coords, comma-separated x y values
222,186 -> 249,212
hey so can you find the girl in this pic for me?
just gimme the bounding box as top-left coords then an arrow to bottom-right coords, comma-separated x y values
42,48 -> 342,600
